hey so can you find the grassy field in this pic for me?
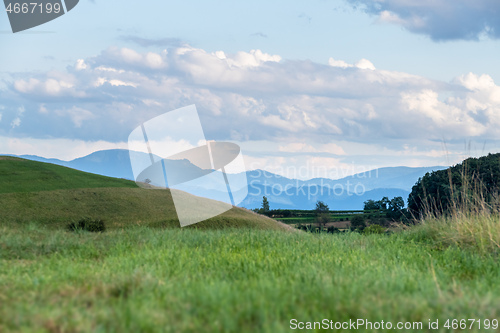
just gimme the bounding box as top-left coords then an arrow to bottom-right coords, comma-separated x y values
1,157 -> 500,332
1,224 -> 499,332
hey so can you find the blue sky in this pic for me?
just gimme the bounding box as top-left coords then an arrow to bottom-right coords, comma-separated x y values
1,0 -> 500,179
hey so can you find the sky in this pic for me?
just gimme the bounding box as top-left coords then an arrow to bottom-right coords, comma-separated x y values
1,0 -> 500,179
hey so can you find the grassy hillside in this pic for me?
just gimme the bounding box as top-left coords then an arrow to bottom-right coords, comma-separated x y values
0,156 -> 136,194
0,157 -> 289,231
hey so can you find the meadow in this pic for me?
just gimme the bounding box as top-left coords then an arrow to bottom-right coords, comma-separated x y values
1,157 -> 500,332
1,222 -> 499,332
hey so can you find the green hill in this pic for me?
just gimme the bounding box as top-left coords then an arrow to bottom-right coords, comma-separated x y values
0,156 -> 289,231
0,156 -> 136,194
408,153 -> 500,215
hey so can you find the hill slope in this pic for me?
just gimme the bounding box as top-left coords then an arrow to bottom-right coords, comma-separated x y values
0,157 -> 289,231
0,156 -> 136,194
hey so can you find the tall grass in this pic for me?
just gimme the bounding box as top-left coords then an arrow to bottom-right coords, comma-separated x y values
412,214 -> 500,255
1,225 -> 500,332
410,164 -> 500,255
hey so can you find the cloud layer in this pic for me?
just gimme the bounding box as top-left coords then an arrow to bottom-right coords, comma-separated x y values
348,0 -> 500,41
1,44 -> 499,172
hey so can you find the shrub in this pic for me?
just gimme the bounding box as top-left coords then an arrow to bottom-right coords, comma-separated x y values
327,226 -> 340,234
300,224 -> 313,233
371,218 -> 389,227
350,215 -> 365,228
364,224 -> 385,235
67,217 -> 106,233
315,213 -> 330,228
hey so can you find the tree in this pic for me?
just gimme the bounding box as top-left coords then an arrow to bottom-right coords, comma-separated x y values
408,153 -> 500,217
261,196 -> 270,213
363,199 -> 379,211
388,196 -> 405,212
315,201 -> 330,228
387,196 -> 405,219
380,196 -> 390,210
350,215 -> 366,230
364,197 -> 389,211
315,201 -> 329,213
316,214 -> 331,229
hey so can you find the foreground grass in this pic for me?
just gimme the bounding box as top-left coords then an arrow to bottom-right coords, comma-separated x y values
1,225 -> 499,332
407,212 -> 500,256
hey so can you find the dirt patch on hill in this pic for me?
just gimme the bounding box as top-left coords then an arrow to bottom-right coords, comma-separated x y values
327,221 -> 351,229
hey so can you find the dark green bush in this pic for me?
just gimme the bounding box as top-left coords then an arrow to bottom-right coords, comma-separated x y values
364,224 -> 385,235
350,215 -> 366,228
327,226 -> 340,234
67,217 -> 106,233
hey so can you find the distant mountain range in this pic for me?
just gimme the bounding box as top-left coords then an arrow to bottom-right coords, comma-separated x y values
5,149 -> 448,210
15,150 -> 137,180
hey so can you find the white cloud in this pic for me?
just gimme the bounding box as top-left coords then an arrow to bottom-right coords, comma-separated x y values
355,59 -> 376,70
328,58 -> 352,68
3,44 -> 500,175
279,143 -> 319,153
39,104 -> 48,114
102,47 -> 168,69
95,66 -> 125,73
378,10 -> 405,25
9,106 -> 25,129
400,89 -> 487,136
75,59 -> 88,71
94,77 -> 137,88
142,99 -> 162,107
55,106 -> 96,128
11,118 -> 21,128
278,142 -> 345,155
14,76 -> 83,98
328,57 -> 375,70
221,49 -> 282,68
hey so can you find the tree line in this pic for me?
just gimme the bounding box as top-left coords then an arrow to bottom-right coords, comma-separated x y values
408,153 -> 500,217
